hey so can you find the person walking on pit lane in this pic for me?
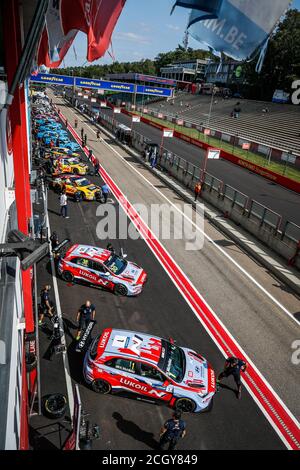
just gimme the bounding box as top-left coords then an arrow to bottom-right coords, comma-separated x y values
217,356 -> 247,399
84,133 -> 87,147
101,183 -> 110,203
75,300 -> 96,340
194,182 -> 202,202
38,285 -> 54,326
96,129 -> 101,141
81,127 -> 84,140
59,189 -> 69,218
74,118 -> 78,128
159,411 -> 186,451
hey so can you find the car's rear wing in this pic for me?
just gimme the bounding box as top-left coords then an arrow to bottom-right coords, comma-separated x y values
75,320 -> 97,353
52,238 -> 71,258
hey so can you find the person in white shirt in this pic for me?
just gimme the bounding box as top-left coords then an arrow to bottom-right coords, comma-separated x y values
59,191 -> 69,218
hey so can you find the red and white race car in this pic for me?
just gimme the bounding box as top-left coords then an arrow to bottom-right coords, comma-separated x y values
83,328 -> 216,413
58,244 -> 147,296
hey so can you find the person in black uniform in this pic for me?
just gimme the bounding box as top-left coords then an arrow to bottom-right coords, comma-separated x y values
38,285 -> 54,326
75,300 -> 96,340
217,356 -> 247,399
159,411 -> 186,451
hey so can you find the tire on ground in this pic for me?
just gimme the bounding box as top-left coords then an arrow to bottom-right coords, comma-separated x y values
43,393 -> 68,419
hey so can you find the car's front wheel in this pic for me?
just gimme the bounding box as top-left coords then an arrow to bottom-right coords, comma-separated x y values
62,270 -> 74,283
91,379 -> 111,394
174,397 -> 197,413
114,284 -> 128,296
73,168 -> 79,175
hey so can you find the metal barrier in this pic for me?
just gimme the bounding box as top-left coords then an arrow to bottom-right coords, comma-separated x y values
281,221 -> 300,244
248,200 -> 282,231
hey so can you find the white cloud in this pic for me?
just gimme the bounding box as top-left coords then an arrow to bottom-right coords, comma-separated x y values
114,32 -> 151,45
166,24 -> 181,31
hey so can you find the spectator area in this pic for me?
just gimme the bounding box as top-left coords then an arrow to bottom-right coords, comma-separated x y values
149,93 -> 300,154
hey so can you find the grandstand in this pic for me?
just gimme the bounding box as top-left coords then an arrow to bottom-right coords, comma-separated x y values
148,93 -> 300,154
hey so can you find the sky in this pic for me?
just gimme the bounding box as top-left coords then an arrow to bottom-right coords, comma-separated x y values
62,0 -> 300,68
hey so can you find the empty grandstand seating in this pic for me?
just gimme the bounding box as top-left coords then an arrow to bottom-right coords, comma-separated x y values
148,93 -> 300,154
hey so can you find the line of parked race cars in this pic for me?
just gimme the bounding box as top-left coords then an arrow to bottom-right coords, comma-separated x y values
32,90 -> 216,416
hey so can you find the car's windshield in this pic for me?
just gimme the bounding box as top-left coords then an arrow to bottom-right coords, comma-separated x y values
161,342 -> 185,383
75,178 -> 90,187
104,254 -> 127,275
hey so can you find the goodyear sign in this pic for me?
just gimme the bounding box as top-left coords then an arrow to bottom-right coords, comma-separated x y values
30,73 -> 173,98
137,84 -> 173,97
30,73 -> 74,86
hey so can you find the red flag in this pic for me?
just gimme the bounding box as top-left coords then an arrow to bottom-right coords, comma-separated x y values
37,0 -> 126,67
60,0 -> 127,62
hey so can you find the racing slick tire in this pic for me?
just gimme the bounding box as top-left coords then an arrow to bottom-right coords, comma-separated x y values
91,379 -> 112,394
174,397 -> 197,413
43,393 -> 67,419
72,168 -> 79,175
113,284 -> 128,296
62,270 -> 74,283
74,191 -> 83,202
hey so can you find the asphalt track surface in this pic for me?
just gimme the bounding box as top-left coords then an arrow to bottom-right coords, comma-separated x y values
39,95 -> 300,450
99,106 -> 300,227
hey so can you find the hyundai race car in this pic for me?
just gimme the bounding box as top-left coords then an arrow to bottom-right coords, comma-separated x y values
83,328 -> 216,413
58,244 -> 147,296
51,175 -> 103,201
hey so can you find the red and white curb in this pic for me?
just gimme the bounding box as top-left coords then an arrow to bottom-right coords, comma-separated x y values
58,109 -> 300,450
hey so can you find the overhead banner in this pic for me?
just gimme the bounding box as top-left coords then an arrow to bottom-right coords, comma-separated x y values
30,74 -> 174,97
137,84 -> 173,98
75,77 -> 135,93
30,73 -> 74,86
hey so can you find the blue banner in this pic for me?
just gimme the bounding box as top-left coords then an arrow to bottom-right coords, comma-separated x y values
30,73 -> 75,86
188,0 -> 291,62
75,77 -> 135,93
137,85 -> 173,98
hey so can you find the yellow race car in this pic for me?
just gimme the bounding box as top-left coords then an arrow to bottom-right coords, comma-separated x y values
50,147 -> 81,158
51,174 -> 103,202
52,157 -> 89,175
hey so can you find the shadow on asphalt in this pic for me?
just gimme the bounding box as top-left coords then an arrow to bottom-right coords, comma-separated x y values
112,412 -> 158,450
29,421 -> 71,450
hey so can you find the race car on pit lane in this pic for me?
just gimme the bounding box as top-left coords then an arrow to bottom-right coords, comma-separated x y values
51,156 -> 89,175
58,244 -> 147,296
83,328 -> 216,413
50,174 -> 103,202
48,146 -> 81,158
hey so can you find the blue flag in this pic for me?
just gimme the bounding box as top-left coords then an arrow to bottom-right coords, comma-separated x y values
171,0 -> 222,21
188,0 -> 291,63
